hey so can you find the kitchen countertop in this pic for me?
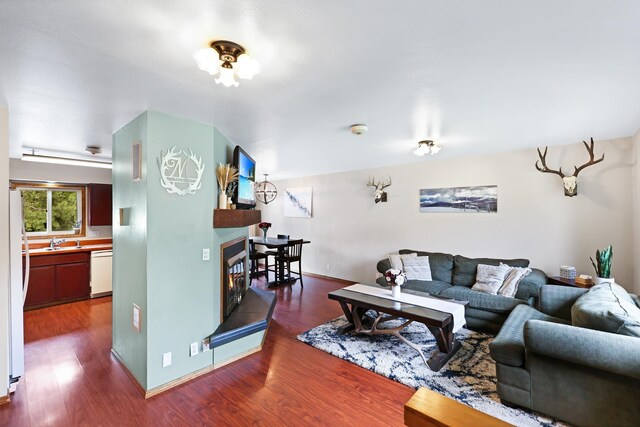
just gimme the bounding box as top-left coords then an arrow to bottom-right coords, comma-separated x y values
23,238 -> 113,257
25,244 -> 113,257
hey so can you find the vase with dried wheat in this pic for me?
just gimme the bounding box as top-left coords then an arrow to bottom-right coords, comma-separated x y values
216,163 -> 239,209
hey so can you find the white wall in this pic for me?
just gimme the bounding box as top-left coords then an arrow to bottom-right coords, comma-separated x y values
633,128 -> 640,294
9,159 -> 112,238
261,137 -> 635,291
0,107 -> 10,398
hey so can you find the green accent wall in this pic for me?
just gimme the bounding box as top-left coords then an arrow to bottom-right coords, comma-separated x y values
112,111 -> 260,391
112,112 -> 148,387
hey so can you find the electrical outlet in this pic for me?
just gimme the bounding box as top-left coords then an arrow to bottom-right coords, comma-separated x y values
325,263 -> 331,271
202,248 -> 210,261
190,342 -> 199,357
202,337 -> 211,352
162,352 -> 172,368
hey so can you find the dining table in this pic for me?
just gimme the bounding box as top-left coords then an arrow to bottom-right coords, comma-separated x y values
250,237 -> 310,286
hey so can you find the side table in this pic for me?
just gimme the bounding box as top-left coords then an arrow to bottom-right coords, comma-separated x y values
547,276 -> 593,288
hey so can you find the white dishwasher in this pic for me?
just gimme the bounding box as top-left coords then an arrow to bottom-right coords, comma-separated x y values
91,250 -> 113,297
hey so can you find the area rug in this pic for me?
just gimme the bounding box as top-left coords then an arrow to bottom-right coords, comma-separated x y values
297,315 -> 566,427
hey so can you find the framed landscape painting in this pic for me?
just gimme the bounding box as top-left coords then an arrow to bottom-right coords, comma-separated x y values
284,187 -> 312,218
419,185 -> 498,213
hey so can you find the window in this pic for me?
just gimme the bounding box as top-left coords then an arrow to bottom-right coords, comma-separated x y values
12,182 -> 86,238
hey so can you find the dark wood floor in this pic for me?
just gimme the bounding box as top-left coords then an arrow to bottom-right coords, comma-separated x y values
1,275 -> 415,426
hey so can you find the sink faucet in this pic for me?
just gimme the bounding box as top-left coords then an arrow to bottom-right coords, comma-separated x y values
49,238 -> 66,249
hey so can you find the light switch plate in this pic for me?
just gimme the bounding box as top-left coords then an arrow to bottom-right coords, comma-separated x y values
132,304 -> 141,332
190,342 -> 199,357
202,248 -> 210,261
162,352 -> 172,368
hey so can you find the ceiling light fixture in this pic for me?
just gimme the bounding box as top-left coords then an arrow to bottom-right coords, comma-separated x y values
22,149 -> 112,169
255,174 -> 278,205
414,140 -> 441,156
194,40 -> 260,88
350,124 -> 368,135
85,145 -> 102,155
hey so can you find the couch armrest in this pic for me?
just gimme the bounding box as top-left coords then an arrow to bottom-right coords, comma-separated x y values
524,320 -> 640,380
377,258 -> 392,275
538,285 -> 587,319
514,268 -> 546,301
376,276 -> 387,287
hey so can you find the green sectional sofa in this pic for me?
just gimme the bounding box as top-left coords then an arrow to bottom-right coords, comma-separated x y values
490,285 -> 640,427
376,249 -> 547,332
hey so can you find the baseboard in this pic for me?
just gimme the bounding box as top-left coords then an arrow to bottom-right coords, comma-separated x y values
144,363 -> 217,399
111,347 -> 262,399
111,349 -> 146,398
91,291 -> 113,298
213,345 -> 262,369
303,271 -> 354,285
0,394 -> 10,405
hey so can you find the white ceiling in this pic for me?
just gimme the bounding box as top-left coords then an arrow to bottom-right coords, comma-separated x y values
1,1 -> 639,179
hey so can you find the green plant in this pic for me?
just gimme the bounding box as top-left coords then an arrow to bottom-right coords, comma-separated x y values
590,245 -> 613,278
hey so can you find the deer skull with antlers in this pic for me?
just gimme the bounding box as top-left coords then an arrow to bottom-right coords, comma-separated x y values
535,138 -> 604,197
367,176 -> 392,203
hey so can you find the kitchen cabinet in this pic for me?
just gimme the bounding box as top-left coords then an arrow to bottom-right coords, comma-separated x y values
24,252 -> 91,310
88,184 -> 112,226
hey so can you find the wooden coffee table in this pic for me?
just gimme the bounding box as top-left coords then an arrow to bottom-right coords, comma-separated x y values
328,286 -> 468,372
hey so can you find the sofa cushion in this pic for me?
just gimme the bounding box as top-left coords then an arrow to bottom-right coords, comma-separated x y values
452,255 -> 530,287
490,305 -> 569,367
400,250 -> 454,283
439,286 -> 526,313
572,283 -> 640,337
402,280 -> 451,295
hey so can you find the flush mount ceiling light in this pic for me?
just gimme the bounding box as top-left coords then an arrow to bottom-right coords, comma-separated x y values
193,40 -> 260,88
414,140 -> 441,156
85,145 -> 102,155
255,174 -> 278,205
22,148 -> 112,169
350,124 -> 368,135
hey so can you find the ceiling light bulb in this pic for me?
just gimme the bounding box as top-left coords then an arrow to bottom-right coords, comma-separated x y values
235,54 -> 253,79
215,66 -> 239,87
236,53 -> 260,80
194,48 -> 220,75
430,144 -> 441,154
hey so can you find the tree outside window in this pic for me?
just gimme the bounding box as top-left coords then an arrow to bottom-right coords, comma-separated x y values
15,183 -> 85,238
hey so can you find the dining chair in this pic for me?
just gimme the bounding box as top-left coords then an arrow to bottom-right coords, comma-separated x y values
249,239 -> 268,286
266,234 -> 290,277
275,239 -> 304,287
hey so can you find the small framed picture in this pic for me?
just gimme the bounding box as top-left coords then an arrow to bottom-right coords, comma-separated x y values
132,141 -> 141,181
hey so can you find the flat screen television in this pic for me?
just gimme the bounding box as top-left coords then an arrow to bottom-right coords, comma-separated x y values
232,146 -> 256,210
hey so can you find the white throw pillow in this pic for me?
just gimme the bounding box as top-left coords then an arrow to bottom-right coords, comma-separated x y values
402,256 -> 432,281
472,263 -> 511,295
498,263 -> 532,298
388,253 -> 417,271
388,254 -> 403,271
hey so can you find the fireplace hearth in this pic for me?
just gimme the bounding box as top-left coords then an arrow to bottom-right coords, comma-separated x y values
221,237 -> 247,320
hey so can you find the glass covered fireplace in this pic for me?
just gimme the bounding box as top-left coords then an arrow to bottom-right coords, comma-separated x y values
221,237 -> 247,320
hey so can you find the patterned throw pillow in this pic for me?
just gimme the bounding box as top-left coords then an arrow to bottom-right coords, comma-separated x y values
471,264 -> 511,295
402,256 -> 432,281
497,263 -> 532,298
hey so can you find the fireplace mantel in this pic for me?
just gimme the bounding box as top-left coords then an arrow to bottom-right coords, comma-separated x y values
213,209 -> 261,228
